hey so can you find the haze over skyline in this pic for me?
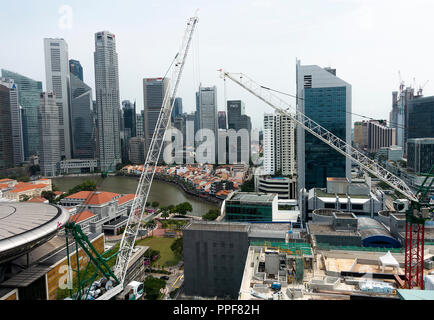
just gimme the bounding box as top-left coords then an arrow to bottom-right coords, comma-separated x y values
1,0 -> 434,129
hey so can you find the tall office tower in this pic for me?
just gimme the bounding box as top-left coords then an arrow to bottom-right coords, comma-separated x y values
44,38 -> 72,160
136,111 -> 144,138
2,70 -> 43,160
0,78 -> 24,166
69,59 -> 83,81
408,96 -> 434,140
296,60 -> 351,194
218,111 -> 227,129
407,138 -> 434,175
70,74 -> 94,159
171,97 -> 183,123
197,85 -> 218,162
0,82 -> 14,169
128,137 -> 146,164
227,100 -> 252,164
143,77 -> 170,153
94,31 -> 121,172
262,112 -> 295,176
38,92 -> 61,176
122,100 -> 137,138
390,87 -> 415,151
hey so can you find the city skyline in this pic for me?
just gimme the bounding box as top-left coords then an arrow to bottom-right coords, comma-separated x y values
1,0 -> 434,130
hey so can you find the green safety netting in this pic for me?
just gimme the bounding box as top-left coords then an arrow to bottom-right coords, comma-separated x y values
250,241 -> 313,256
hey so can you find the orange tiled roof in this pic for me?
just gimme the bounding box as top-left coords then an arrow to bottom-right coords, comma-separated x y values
69,210 -> 95,223
27,196 -> 48,203
0,184 -> 9,189
83,191 -> 119,205
65,191 -> 94,199
10,184 -> 48,193
117,194 -> 135,205
0,178 -> 14,183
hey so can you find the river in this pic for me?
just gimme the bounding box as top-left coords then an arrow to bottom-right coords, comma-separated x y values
52,175 -> 219,217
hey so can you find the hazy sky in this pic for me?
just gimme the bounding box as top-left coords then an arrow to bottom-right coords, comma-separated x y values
1,0 -> 433,129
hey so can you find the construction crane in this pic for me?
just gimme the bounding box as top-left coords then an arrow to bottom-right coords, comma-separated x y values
219,71 -> 433,289
63,13 -> 199,300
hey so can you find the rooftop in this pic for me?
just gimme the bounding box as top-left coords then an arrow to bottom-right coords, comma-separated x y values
185,221 -> 250,232
229,192 -> 277,203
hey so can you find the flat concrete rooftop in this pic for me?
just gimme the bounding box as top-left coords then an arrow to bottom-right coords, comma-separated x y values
229,192 -> 276,203
308,224 -> 359,236
185,221 -> 250,232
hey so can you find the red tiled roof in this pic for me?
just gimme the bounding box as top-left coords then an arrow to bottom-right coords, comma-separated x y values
0,184 -> 9,189
10,184 -> 48,193
69,210 -> 95,223
65,191 -> 93,199
0,179 -> 14,183
27,197 -> 48,203
117,194 -> 135,205
83,191 -> 119,205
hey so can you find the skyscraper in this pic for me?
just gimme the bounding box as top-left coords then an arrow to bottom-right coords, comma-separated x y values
94,31 -> 121,172
44,38 -> 72,159
390,87 -> 415,151
70,74 -> 95,159
171,97 -> 183,123
1,69 -> 42,160
121,100 -> 136,163
69,59 -> 83,81
143,77 -> 170,153
227,100 -> 252,164
0,78 -> 24,167
408,96 -> 434,140
38,92 -> 61,177
218,111 -> 227,129
0,82 -> 14,169
263,112 -> 295,176
197,85 -> 218,162
296,60 -> 351,194
136,111 -> 144,138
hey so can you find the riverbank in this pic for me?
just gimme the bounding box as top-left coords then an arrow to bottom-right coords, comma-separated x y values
153,174 -> 222,205
52,175 -> 219,217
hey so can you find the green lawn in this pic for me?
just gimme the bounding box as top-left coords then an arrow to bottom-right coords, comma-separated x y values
135,236 -> 180,267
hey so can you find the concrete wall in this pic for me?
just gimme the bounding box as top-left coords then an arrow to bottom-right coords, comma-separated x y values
183,228 -> 249,299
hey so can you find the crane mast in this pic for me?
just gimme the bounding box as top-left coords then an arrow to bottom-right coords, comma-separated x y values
220,71 -> 432,289
113,15 -> 199,289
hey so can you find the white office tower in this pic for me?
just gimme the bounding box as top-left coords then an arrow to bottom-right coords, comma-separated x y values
94,31 -> 121,172
44,38 -> 72,159
197,85 -> 218,162
0,78 -> 24,166
263,112 -> 295,176
38,92 -> 61,177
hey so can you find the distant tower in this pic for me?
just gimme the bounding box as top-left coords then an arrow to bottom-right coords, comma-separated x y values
44,38 -> 72,159
69,59 -> 83,81
38,92 -> 61,177
1,69 -> 43,160
94,31 -> 121,172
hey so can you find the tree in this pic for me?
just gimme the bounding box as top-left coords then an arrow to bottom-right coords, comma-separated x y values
67,180 -> 97,196
202,209 -> 220,221
170,237 -> 183,258
41,191 -> 56,203
174,202 -> 192,215
240,178 -> 255,192
151,201 -> 159,208
161,211 -> 169,219
143,276 -> 166,300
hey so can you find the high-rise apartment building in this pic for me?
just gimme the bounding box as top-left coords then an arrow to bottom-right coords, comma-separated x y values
1,69 -> 43,160
296,60 -> 351,194
38,92 -> 61,177
0,78 -> 24,167
69,59 -> 83,81
44,38 -> 72,160
94,31 -> 121,172
263,112 -> 295,176
70,74 -> 95,159
143,77 -> 170,152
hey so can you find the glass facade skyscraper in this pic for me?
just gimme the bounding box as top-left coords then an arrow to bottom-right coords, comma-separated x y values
296,60 -> 352,218
69,59 -> 83,81
1,69 -> 42,160
408,96 -> 434,140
